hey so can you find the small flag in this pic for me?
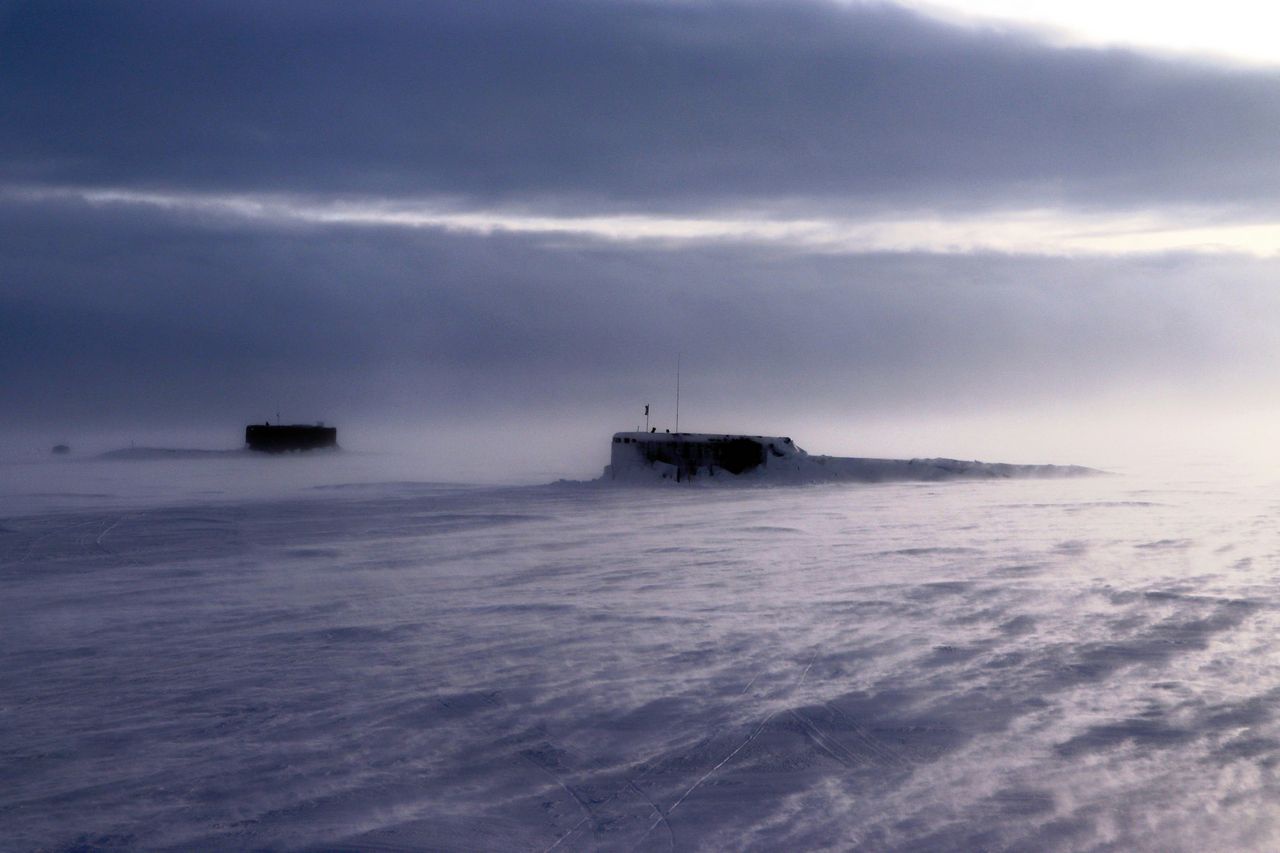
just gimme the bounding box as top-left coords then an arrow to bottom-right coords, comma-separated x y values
644,404 -> 649,416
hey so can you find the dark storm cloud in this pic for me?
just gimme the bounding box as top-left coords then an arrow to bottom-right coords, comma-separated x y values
3,0 -> 1280,212
5,196 -> 1279,429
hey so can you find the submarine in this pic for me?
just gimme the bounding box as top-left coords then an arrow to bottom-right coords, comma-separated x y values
245,422 -> 338,453
606,431 -> 1098,483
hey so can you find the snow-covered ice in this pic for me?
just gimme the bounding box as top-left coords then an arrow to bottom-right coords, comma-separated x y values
4,452 -> 1280,850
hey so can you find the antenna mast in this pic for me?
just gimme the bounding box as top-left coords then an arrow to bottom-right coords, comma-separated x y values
675,353 -> 681,433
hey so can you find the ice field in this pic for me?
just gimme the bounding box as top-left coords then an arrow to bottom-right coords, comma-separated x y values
5,452 -> 1280,850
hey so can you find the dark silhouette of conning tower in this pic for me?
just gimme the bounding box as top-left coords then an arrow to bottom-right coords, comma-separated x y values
610,432 -> 795,480
245,423 -> 338,453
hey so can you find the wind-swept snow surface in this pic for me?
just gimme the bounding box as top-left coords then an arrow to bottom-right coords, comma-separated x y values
3,457 -> 1280,850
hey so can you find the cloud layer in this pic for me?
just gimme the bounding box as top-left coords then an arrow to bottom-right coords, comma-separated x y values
5,195 -> 1279,439
3,1 -> 1277,452
5,0 -> 1280,213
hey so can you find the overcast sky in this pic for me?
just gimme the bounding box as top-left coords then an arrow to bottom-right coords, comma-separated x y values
4,0 -> 1279,470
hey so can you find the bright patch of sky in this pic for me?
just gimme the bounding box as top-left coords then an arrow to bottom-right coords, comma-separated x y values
901,0 -> 1280,66
16,186 -> 1280,258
